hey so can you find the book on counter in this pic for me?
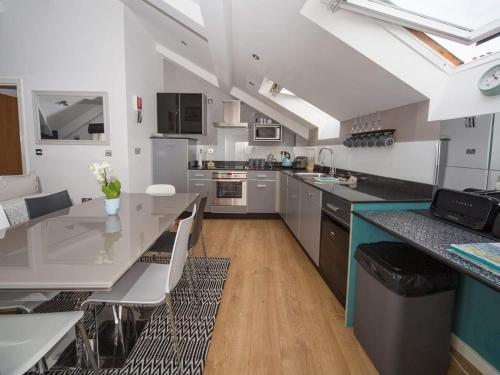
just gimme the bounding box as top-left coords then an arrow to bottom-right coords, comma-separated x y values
447,243 -> 500,274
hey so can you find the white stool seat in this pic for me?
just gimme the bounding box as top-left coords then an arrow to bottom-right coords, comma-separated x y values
0,311 -> 84,375
83,262 -> 170,306
145,184 -> 176,196
0,291 -> 59,312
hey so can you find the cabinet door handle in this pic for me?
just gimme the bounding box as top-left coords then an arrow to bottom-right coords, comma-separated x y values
257,184 -> 267,188
194,174 -> 205,177
327,203 -> 340,212
330,231 -> 336,239
307,192 -> 314,198
291,195 -> 297,199
257,174 -> 267,178
194,183 -> 205,187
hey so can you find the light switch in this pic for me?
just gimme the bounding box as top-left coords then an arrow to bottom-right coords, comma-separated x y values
35,149 -> 43,156
105,150 -> 112,157
207,148 -> 214,154
135,147 -> 141,154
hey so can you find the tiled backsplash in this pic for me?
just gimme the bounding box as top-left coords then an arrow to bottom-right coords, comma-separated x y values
198,128 -> 437,184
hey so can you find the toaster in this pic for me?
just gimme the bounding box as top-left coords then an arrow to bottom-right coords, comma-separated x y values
292,156 -> 308,169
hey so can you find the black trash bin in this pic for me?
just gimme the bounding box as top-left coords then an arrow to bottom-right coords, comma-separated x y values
354,242 -> 458,375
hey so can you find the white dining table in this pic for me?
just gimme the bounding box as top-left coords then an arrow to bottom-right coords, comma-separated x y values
0,193 -> 199,291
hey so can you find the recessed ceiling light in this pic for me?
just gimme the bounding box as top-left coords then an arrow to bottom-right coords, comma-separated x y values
248,81 -> 255,86
181,40 -> 188,46
252,54 -> 260,61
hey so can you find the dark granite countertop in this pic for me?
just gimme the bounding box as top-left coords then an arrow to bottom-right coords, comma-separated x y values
353,210 -> 500,291
281,170 -> 432,203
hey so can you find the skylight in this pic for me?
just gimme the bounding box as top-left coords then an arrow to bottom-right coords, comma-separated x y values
429,33 -> 500,64
161,0 -> 204,27
329,0 -> 500,45
259,79 -> 340,140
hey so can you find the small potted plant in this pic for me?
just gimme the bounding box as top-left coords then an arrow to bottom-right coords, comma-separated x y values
89,162 -> 122,215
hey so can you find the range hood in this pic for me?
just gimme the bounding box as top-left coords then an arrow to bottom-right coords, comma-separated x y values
213,100 -> 248,128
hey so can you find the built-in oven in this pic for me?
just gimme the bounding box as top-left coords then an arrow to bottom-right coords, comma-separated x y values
212,171 -> 247,207
319,194 -> 351,308
254,124 -> 282,141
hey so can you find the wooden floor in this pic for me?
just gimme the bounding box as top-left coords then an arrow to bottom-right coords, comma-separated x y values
197,219 -> 470,375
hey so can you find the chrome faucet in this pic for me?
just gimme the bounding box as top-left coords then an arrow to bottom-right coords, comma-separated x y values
318,147 -> 335,175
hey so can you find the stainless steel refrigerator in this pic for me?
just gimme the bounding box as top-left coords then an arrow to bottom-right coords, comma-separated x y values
152,137 -> 197,192
436,113 -> 498,191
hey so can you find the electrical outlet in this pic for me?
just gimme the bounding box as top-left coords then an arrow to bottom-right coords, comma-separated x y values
207,148 -> 214,154
135,147 -> 141,154
35,149 -> 43,156
81,197 -> 92,203
105,150 -> 112,157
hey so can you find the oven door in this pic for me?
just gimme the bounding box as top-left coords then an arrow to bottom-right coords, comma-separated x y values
212,179 -> 247,206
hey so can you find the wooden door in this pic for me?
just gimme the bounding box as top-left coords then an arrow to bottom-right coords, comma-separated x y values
0,94 -> 22,175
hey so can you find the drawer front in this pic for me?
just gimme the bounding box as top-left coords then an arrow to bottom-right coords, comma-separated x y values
248,180 -> 277,213
188,170 -> 211,180
300,182 -> 322,208
188,179 -> 211,197
248,171 -> 277,180
322,194 -> 351,227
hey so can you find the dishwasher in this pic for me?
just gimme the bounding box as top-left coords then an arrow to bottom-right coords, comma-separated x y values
319,194 -> 351,308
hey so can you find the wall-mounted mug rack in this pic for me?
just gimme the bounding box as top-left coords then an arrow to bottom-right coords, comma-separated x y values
343,129 -> 396,148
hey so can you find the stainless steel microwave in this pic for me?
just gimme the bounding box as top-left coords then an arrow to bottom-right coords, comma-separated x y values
254,124 -> 282,141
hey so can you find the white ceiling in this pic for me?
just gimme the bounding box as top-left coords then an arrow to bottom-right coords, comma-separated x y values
122,0 -> 213,72
122,0 -> 429,131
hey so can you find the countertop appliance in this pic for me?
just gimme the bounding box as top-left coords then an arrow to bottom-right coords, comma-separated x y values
152,137 -> 197,192
212,171 -> 247,207
292,156 -> 308,169
430,188 -> 499,231
281,151 -> 292,168
319,194 -> 351,307
254,123 -> 282,141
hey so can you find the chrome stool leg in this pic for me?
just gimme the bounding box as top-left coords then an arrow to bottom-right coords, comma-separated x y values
165,293 -> 181,367
77,321 -> 99,374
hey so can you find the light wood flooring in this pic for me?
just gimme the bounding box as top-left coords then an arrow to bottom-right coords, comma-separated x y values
196,219 -> 472,375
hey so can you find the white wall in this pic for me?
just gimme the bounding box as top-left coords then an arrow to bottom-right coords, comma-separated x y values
0,0 -> 130,203
124,7 -> 163,193
295,141 -> 437,184
430,59 -> 500,121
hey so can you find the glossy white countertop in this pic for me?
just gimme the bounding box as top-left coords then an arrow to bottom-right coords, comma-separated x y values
0,193 -> 198,291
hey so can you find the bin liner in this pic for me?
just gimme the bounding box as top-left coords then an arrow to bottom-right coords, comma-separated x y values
355,242 -> 458,297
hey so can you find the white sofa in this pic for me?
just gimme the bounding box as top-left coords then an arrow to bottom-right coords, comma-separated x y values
0,174 -> 45,225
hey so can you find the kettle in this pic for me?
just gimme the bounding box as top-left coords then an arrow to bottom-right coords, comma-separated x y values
281,151 -> 292,168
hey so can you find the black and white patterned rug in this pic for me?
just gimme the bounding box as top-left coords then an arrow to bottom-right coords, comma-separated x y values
32,256 -> 230,375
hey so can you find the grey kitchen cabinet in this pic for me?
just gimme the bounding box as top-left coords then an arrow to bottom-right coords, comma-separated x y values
279,174 -> 287,220
247,171 -> 278,180
247,180 -> 276,213
286,182 -> 300,237
299,183 -> 322,266
187,171 -> 212,212
188,170 -> 212,179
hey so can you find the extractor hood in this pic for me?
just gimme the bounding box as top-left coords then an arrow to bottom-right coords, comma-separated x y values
213,100 -> 248,128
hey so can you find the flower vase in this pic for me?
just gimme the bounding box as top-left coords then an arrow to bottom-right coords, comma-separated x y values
104,197 -> 120,215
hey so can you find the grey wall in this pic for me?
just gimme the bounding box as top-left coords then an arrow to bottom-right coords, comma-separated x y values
163,60 -> 297,147
309,100 -> 440,146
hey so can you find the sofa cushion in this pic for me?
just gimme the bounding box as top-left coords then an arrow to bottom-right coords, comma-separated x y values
0,173 -> 40,202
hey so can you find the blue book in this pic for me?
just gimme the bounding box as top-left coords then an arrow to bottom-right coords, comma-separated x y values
447,243 -> 500,274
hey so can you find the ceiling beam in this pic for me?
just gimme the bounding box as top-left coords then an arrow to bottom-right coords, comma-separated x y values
157,43 -> 219,87
230,87 -> 310,140
199,0 -> 233,91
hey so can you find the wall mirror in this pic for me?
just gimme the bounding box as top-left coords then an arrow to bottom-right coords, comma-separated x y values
33,91 -> 109,145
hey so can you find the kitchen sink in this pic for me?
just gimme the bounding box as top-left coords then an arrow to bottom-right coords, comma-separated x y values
294,172 -> 330,178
